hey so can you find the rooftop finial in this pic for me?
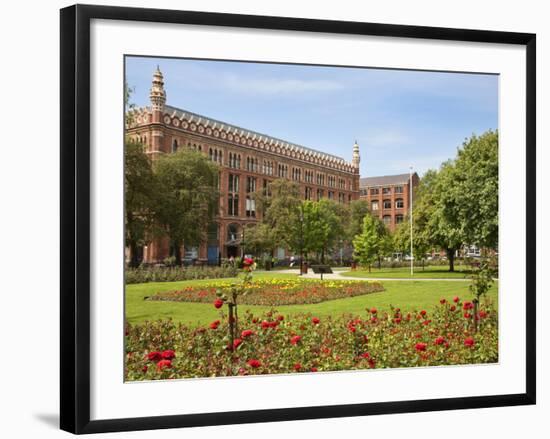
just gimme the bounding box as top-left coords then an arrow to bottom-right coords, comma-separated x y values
150,66 -> 166,112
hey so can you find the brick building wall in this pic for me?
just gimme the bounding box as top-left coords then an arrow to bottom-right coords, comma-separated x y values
359,173 -> 420,232
126,68 -> 360,264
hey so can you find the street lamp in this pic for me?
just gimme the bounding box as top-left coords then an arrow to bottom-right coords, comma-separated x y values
299,206 -> 304,276
240,230 -> 245,259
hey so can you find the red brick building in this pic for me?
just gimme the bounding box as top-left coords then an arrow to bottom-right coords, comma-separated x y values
359,173 -> 420,232
126,67 -> 360,264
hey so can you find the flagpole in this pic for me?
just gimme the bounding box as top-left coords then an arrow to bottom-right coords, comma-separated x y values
410,166 -> 414,276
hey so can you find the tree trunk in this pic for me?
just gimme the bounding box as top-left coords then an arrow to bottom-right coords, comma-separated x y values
321,247 -> 325,264
174,241 -> 182,266
447,248 -> 455,272
129,240 -> 140,268
377,255 -> 381,269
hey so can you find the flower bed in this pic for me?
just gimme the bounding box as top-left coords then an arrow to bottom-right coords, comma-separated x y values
147,279 -> 385,306
125,296 -> 498,380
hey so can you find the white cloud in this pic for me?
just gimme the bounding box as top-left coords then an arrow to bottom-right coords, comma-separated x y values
219,74 -> 345,96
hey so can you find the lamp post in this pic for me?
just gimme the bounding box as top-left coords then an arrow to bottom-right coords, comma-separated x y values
240,230 -> 245,259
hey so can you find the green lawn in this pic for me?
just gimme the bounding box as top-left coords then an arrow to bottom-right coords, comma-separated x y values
340,265 -> 473,279
125,272 -> 498,327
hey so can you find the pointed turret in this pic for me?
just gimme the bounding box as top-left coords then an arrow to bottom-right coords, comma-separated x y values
150,66 -> 166,113
352,140 -> 360,170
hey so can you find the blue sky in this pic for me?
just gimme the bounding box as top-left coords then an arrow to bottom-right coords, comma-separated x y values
125,56 -> 498,178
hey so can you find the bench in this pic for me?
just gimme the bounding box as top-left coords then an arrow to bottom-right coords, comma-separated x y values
310,265 -> 333,280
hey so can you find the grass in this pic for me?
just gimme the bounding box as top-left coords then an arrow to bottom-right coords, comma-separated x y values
125,271 -> 498,327
340,265 -> 473,279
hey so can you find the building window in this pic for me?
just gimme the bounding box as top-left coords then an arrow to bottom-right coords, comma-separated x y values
229,152 -> 241,169
246,196 -> 256,217
382,187 -> 391,195
395,214 -> 404,224
371,200 -> 379,211
172,139 -> 178,153
227,224 -> 239,242
305,187 -> 312,200
360,188 -> 368,196
316,173 -> 325,186
395,186 -> 404,194
328,191 -> 334,200
316,188 -> 324,201
228,194 -> 239,216
207,223 -> 219,241
370,188 -> 379,196
246,176 -> 256,193
338,193 -> 345,203
228,174 -> 239,193
395,198 -> 404,209
383,199 -> 392,209
263,179 -> 271,196
383,215 -> 392,226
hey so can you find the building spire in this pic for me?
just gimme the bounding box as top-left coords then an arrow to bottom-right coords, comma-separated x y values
150,66 -> 166,112
352,140 -> 360,169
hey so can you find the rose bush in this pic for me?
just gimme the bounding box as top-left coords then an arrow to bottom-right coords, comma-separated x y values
125,296 -> 498,381
148,279 -> 384,306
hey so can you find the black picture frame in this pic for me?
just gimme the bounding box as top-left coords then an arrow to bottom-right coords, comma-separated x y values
60,4 -> 536,434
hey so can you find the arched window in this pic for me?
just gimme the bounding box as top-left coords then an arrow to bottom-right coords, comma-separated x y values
383,199 -> 392,209
227,224 -> 239,242
395,214 -> 404,224
383,215 -> 392,226
395,198 -> 404,209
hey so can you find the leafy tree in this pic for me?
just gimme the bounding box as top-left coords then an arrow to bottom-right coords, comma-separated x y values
452,131 -> 499,250
300,200 -> 344,263
353,213 -> 385,272
347,199 -> 370,241
154,149 -> 219,265
124,140 -> 156,267
393,214 -> 432,269
255,179 -> 303,253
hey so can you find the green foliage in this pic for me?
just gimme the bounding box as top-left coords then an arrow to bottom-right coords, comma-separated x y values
125,265 -> 238,284
347,199 -> 370,240
125,140 -> 156,267
125,296 -> 498,380
353,213 -> 386,270
301,200 -> 345,261
154,149 -> 220,265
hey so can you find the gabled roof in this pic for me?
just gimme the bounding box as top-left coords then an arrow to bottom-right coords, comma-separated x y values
360,173 -> 416,187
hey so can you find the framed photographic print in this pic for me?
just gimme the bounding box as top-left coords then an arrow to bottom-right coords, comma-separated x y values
60,4 -> 536,434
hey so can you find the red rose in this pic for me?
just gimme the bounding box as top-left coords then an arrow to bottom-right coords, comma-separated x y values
479,310 -> 488,319
156,359 -> 172,371
370,317 -> 378,324
415,342 -> 427,352
348,326 -> 356,333
370,307 -> 377,314
276,315 -> 284,321
209,320 -> 220,330
453,296 -> 460,303
394,317 -> 402,324
147,351 -> 161,362
214,298 -> 224,309
420,310 -> 427,316
243,257 -> 254,266
241,329 -> 254,338
360,352 -> 371,359
290,335 -> 302,345
233,338 -> 243,349
463,301 -> 473,310
161,350 -> 175,360
312,317 -> 320,325
247,359 -> 261,368
310,367 -> 318,372
440,298 -> 446,304
294,363 -> 302,371
142,365 -> 148,373
368,359 -> 376,368
450,305 -> 457,312
464,337 -> 475,347
464,312 -> 472,319
434,336 -> 445,345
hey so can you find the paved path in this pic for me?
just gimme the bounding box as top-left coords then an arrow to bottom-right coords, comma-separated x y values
275,268 -> 472,282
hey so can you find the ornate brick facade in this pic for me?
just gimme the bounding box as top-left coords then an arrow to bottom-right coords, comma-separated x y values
126,67 -> 360,264
359,173 -> 420,232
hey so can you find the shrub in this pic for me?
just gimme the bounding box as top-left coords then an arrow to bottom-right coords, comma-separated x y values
125,296 -> 498,380
125,265 -> 238,284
